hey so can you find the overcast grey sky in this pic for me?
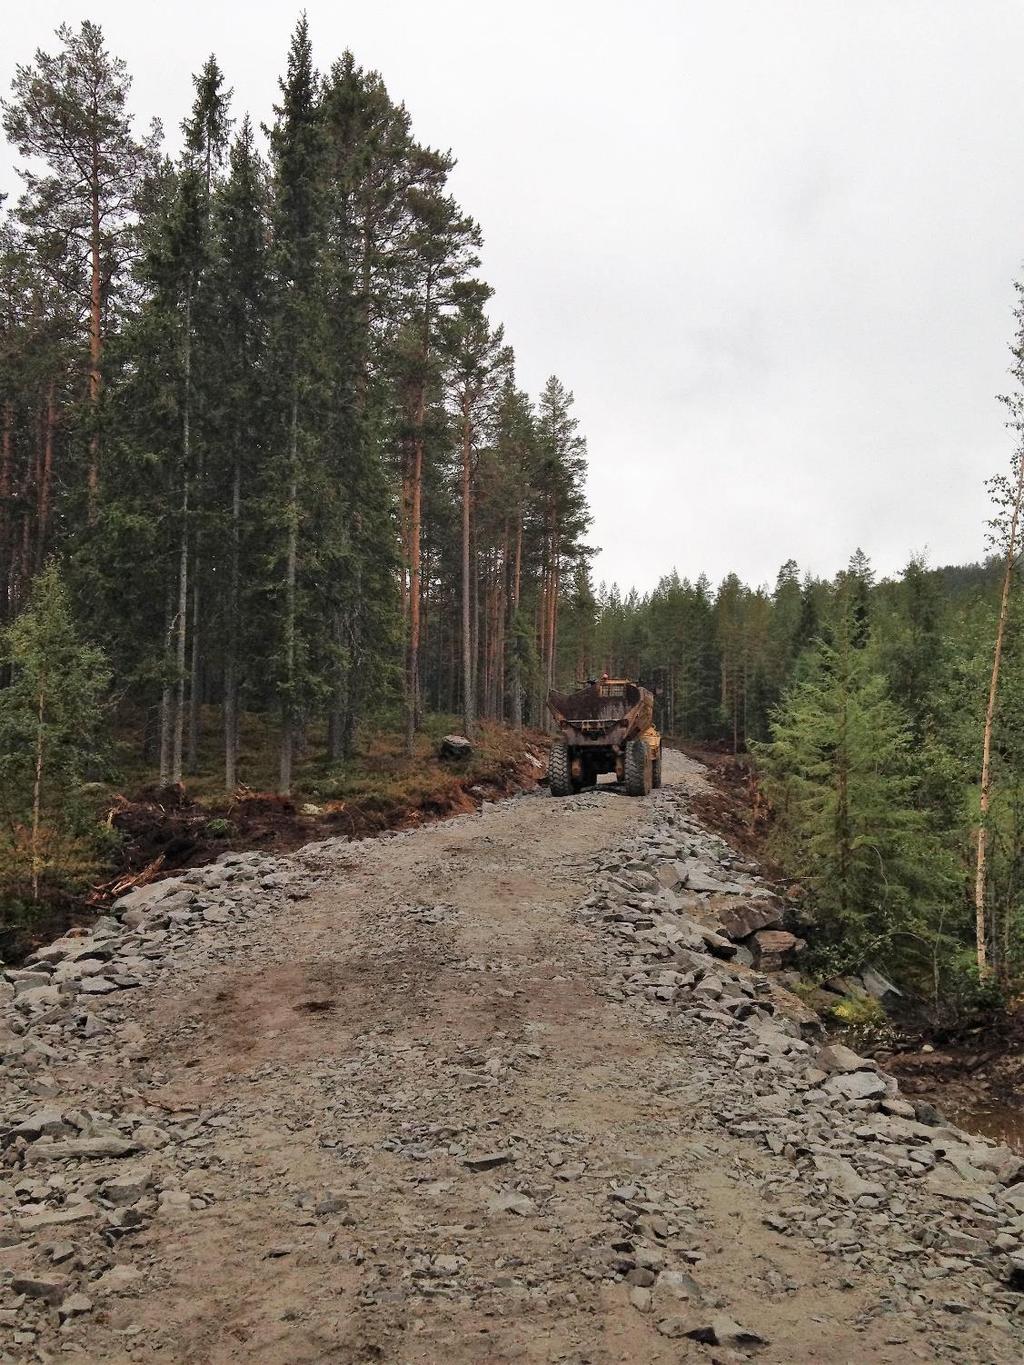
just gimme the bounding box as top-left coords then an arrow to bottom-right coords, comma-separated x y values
4,1 -> 1023,594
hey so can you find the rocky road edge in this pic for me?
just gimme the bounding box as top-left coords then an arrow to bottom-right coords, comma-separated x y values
0,759 -> 1023,1358
562,776 -> 1024,1354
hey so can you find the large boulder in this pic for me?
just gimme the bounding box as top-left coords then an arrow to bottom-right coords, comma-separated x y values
655,861 -> 688,891
439,734 -> 472,761
749,929 -> 806,970
717,901 -> 783,941
113,878 -> 184,917
824,1069 -> 888,1101
860,965 -> 903,1011
817,1042 -> 875,1075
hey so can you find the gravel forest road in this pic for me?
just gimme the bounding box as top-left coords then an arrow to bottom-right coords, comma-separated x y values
4,750 -> 1024,1363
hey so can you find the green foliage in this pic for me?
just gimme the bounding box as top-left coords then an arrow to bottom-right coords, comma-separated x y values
829,996 -> 887,1028
755,634 -> 957,966
0,564 -> 111,901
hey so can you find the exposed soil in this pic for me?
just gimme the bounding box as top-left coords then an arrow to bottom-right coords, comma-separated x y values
889,1025 -> 1024,1155
1,736 -> 547,966
106,742 -> 546,878
674,744 -> 780,868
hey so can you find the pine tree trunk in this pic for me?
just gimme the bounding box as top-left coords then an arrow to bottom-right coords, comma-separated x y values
510,510 -> 523,729
35,381 -> 56,570
975,451 -> 1024,974
224,454 -> 241,792
536,546 -> 549,725
0,399 -> 12,630
159,584 -> 174,786
87,136 -> 103,522
31,676 -> 45,903
187,531 -> 202,770
546,532 -> 560,695
327,610 -> 344,761
461,402 -> 474,739
280,386 -> 299,794
171,287 -> 193,786
496,526 -> 508,721
405,428 -> 423,757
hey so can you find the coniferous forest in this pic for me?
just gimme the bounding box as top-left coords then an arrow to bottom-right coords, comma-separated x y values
3,20 -> 1024,1018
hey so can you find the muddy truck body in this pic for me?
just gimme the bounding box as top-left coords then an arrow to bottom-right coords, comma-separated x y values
546,678 -> 662,796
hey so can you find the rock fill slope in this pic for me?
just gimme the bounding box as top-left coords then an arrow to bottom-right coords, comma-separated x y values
2,751 -> 1023,1362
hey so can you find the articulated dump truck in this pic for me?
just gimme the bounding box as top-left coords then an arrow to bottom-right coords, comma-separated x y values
546,677 -> 662,797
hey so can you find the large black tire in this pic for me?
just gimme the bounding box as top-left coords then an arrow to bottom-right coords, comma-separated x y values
624,739 -> 652,796
548,740 -> 573,797
652,747 -> 663,789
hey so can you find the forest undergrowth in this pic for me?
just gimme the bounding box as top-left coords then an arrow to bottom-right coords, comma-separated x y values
0,711 -> 545,964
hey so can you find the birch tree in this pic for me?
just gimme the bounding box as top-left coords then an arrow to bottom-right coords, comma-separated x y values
975,439 -> 1024,974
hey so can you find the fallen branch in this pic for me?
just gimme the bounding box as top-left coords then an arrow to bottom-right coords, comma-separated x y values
86,853 -> 166,906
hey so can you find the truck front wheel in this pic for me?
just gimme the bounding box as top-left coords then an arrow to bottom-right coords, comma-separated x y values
548,740 -> 573,796
624,739 -> 652,796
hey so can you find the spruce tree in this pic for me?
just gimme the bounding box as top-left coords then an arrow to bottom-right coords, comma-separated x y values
0,562 -> 109,904
759,631 -> 954,967
206,117 -> 270,789
181,55 -> 233,769
534,376 -> 589,714
267,17 -> 326,792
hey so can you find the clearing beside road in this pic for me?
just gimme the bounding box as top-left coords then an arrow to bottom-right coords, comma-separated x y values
3,750 -> 1023,1362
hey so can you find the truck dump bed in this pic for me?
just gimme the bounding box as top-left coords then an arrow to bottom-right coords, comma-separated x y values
547,679 -> 653,747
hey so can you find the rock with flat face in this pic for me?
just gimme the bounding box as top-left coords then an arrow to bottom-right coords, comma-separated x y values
717,901 -> 784,941
972,1145 -> 1024,1186
749,929 -> 805,970
655,861 -> 687,891
113,878 -> 184,916
14,984 -> 61,1011
685,1315 -> 767,1348
823,974 -> 869,999
17,1202 -> 98,1233
925,1169 -> 996,1203
812,1152 -> 886,1202
92,1264 -> 143,1296
26,1136 -> 139,1163
698,926 -> 737,958
12,1275 -> 69,1306
683,863 -> 747,894
860,965 -> 903,1010
102,1166 -> 153,1206
439,734 -> 472,760
4,1107 -> 74,1143
817,1043 -> 874,1075
824,1069 -> 888,1101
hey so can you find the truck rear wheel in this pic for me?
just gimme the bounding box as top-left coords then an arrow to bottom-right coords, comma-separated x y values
624,739 -> 652,796
652,747 -> 663,789
548,740 -> 573,796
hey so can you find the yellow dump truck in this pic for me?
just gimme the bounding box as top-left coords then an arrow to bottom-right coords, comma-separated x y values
546,677 -> 662,796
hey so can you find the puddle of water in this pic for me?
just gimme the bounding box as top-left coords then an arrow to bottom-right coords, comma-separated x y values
945,1099 -> 1024,1155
